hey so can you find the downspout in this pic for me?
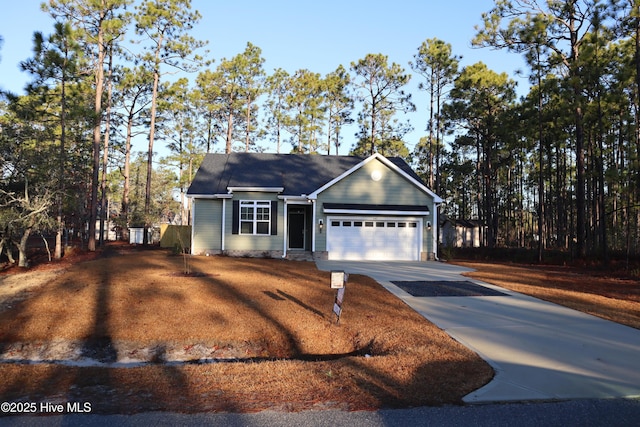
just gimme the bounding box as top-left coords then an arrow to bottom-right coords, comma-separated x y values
282,200 -> 288,258
433,203 -> 440,261
221,198 -> 226,251
190,197 -> 195,255
311,199 -> 316,253
418,218 -> 424,261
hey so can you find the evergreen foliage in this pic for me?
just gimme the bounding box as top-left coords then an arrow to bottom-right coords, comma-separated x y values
3,0 -> 640,263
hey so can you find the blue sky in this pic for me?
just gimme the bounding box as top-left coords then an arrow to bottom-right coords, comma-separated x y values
0,0 -> 528,155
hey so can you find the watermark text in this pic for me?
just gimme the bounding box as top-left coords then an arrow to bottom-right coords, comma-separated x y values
1,401 -> 92,414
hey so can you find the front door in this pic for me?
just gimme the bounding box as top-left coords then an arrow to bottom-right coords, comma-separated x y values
288,207 -> 306,249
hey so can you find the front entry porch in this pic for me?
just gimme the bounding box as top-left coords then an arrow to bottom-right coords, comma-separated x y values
287,205 -> 312,252
285,251 -> 315,261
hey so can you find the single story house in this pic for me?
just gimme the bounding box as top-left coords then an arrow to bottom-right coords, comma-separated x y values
186,152 -> 442,261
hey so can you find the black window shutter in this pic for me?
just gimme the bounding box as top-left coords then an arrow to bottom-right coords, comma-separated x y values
271,201 -> 278,235
232,200 -> 239,234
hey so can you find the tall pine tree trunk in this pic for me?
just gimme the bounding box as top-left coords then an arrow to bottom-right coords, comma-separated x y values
537,47 -> 544,263
99,47 -> 113,246
225,98 -> 234,154
88,10 -> 106,252
121,112 -> 132,242
145,34 -> 163,245
55,46 -> 67,259
245,96 -> 252,152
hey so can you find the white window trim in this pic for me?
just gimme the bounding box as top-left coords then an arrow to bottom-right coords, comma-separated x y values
239,200 -> 271,235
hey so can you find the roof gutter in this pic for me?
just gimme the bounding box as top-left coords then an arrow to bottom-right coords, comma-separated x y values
186,194 -> 232,199
227,187 -> 284,193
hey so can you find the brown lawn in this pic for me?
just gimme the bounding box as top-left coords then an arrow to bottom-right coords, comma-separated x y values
453,261 -> 640,330
0,247 -> 492,414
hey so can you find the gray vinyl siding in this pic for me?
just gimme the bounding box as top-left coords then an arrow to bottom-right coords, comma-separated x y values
314,158 -> 435,254
192,199 -> 223,253
318,158 -> 430,204
225,192 -> 284,251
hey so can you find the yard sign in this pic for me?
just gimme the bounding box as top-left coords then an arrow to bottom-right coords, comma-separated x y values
331,271 -> 348,323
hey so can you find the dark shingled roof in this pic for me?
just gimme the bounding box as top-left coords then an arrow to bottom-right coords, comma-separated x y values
187,153 -> 424,196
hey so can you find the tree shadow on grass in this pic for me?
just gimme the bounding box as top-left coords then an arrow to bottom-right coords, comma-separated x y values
0,250 -> 494,413
80,261 -> 116,363
276,289 -> 326,318
0,252 -> 207,414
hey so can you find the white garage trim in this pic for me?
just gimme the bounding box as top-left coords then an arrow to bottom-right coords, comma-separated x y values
322,203 -> 430,216
323,207 -> 430,216
326,216 -> 423,261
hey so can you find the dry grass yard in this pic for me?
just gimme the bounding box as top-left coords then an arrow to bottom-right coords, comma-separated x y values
2,245 -> 637,415
454,261 -> 640,330
0,246 -> 492,414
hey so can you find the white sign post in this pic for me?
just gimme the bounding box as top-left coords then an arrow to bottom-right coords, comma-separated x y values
331,271 -> 348,323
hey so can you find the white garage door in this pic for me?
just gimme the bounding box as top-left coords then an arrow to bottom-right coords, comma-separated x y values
327,217 -> 421,261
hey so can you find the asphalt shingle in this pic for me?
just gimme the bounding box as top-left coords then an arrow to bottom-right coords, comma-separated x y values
187,153 -> 424,196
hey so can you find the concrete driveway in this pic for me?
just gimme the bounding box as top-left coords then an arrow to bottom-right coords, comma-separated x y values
315,260 -> 640,403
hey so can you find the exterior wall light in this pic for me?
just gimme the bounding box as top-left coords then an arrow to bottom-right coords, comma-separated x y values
319,219 -> 324,233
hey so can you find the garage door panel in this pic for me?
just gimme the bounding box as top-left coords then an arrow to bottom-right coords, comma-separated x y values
327,217 -> 420,261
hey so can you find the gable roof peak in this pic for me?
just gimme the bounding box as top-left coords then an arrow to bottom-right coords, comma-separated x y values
187,152 -> 440,202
